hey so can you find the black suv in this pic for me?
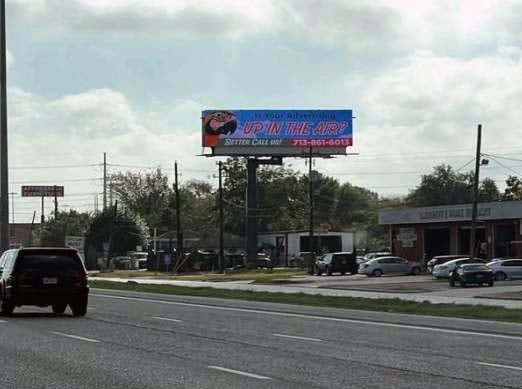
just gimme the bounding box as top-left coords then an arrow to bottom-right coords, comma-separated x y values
315,252 -> 358,276
0,247 -> 89,316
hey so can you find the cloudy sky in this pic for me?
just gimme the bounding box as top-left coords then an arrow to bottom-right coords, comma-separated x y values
6,0 -> 522,221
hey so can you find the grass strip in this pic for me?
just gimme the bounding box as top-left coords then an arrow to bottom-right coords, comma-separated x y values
90,280 -> 522,324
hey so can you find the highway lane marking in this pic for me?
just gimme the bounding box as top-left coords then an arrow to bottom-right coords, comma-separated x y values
208,366 -> 271,380
92,293 -> 522,342
273,333 -> 322,342
0,320 -> 6,323
152,316 -> 182,323
50,331 -> 100,343
478,362 -> 522,372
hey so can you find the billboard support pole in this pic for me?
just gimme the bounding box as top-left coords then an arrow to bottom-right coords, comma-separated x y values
246,158 -> 258,263
218,161 -> 225,273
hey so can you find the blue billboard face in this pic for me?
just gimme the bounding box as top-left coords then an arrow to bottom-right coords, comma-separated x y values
202,110 -> 353,148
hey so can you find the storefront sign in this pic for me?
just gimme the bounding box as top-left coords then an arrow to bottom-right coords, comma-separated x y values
397,227 -> 417,247
379,201 -> 522,225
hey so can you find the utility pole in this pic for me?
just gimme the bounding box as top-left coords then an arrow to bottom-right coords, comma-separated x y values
154,227 -> 158,273
470,124 -> 482,258
109,181 -> 113,208
28,211 -> 36,246
309,147 -> 314,256
103,152 -> 107,211
0,0 -> 9,253
54,185 -> 58,218
218,161 -> 224,273
174,161 -> 183,262
41,196 -> 45,224
8,191 -> 14,237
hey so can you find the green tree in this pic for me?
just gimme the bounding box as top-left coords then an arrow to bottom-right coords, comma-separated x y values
503,175 -> 522,200
84,208 -> 147,268
479,177 -> 500,202
406,164 -> 500,206
38,210 -> 92,247
110,169 -> 171,229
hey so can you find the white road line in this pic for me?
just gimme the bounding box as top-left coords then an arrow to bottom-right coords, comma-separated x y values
152,316 -> 182,323
273,333 -> 322,342
0,320 -> 6,323
478,362 -> 522,372
92,293 -> 522,342
50,331 -> 100,343
208,366 -> 271,380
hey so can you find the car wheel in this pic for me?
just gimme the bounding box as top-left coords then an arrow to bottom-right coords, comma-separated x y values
495,272 -> 507,281
488,281 -> 494,287
460,281 -> 466,287
1,300 -> 14,316
372,269 -> 383,277
52,303 -> 67,314
326,267 -> 332,276
411,267 -> 421,275
70,296 -> 88,317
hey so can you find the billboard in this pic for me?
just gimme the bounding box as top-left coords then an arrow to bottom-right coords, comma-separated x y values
202,110 -> 353,156
21,185 -> 64,197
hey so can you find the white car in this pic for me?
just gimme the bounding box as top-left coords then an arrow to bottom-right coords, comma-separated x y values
487,259 -> 522,281
432,257 -> 484,278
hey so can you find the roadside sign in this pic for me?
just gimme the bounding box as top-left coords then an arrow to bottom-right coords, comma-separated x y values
21,185 -> 64,197
66,236 -> 85,263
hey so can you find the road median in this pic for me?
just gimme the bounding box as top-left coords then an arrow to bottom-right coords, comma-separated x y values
90,279 -> 522,324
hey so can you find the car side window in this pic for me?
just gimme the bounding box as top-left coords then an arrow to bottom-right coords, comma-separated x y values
502,261 -> 515,267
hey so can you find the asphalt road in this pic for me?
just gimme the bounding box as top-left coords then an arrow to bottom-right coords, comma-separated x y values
1,288 -> 522,388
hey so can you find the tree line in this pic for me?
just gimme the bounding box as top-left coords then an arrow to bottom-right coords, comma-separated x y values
34,160 -> 522,260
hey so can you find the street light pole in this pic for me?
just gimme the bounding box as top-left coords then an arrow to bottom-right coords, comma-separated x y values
0,0 -> 9,253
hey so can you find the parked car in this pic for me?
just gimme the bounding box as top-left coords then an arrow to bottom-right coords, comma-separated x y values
0,247 -> 89,316
289,252 -> 312,267
487,259 -> 522,281
432,257 -> 485,279
112,256 -> 132,269
358,256 -> 422,277
426,255 -> 468,274
356,256 -> 367,265
449,263 -> 494,287
363,252 -> 391,261
314,252 -> 357,276
255,253 -> 273,269
129,251 -> 149,269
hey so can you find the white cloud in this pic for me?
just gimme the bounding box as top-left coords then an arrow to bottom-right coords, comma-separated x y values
10,0 -> 281,39
327,48 -> 522,195
7,86 -> 217,218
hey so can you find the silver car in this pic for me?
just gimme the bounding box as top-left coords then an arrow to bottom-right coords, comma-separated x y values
432,257 -> 484,279
358,256 -> 422,277
487,259 -> 522,281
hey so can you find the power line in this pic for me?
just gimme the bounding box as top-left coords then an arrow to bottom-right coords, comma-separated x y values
486,156 -> 522,177
9,163 -> 100,170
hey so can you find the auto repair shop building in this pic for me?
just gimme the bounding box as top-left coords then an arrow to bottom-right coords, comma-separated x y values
379,200 -> 522,261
